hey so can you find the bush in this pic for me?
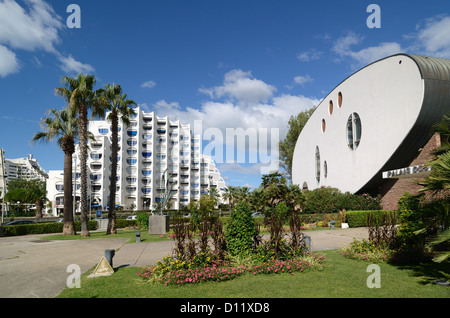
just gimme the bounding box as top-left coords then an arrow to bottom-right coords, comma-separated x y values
2,220 -> 97,236
136,212 -> 149,229
346,210 -> 397,228
301,187 -> 383,214
225,201 -> 256,256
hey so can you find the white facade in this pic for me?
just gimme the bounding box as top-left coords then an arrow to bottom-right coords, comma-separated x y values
4,154 -> 48,183
292,54 -> 450,194
47,107 -> 227,216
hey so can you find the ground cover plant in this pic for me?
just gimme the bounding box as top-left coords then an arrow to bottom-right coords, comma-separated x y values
136,201 -> 325,286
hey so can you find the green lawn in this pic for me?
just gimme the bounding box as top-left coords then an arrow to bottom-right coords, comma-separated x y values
42,229 -> 170,243
57,249 -> 450,298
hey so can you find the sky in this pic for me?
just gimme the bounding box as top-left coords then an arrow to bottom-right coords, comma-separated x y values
0,0 -> 449,189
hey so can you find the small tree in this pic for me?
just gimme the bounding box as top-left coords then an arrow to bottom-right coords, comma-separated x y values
225,201 -> 256,256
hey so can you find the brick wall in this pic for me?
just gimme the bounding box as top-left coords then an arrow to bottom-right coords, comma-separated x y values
378,133 -> 441,210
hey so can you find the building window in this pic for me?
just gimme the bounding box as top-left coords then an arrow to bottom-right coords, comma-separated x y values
324,161 -> 328,178
56,184 -> 64,192
315,146 -> 320,183
90,153 -> 102,160
142,169 -> 152,176
127,158 -> 137,165
321,119 -> 326,133
338,92 -> 343,108
329,100 -> 333,115
127,130 -> 137,137
127,148 -> 137,156
142,152 -> 152,158
126,177 -> 137,184
302,182 -> 308,191
127,139 -> 137,146
141,187 -> 152,194
99,128 -> 108,135
347,113 -> 362,150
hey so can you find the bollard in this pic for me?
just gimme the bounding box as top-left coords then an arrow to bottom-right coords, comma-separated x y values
136,231 -> 141,243
104,249 -> 115,267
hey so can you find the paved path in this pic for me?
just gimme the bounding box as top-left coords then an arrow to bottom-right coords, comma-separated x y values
0,227 -> 368,298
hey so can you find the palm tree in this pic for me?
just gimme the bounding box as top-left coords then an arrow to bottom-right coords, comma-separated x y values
55,74 -> 104,237
32,108 -> 79,235
99,83 -> 136,234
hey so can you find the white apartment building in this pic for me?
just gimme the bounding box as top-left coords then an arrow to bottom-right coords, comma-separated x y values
47,107 -> 227,216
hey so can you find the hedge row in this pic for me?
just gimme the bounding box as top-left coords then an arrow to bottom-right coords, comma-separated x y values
346,210 -> 398,228
2,220 -> 98,237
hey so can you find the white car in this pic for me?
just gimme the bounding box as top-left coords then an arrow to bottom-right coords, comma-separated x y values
126,215 -> 136,220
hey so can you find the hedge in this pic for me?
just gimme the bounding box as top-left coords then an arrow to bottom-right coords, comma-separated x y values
2,220 -> 98,237
346,210 -> 398,228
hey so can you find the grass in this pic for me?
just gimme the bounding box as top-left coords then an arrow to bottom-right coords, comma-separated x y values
56,249 -> 450,298
41,229 -> 171,243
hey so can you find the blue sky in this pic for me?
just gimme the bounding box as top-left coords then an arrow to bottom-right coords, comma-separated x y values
0,0 -> 449,189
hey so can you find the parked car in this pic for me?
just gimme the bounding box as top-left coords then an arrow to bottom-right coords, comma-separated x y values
4,220 -> 37,226
126,215 -> 136,220
251,212 -> 263,217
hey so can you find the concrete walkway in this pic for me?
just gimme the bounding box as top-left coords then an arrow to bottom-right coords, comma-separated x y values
0,227 -> 368,298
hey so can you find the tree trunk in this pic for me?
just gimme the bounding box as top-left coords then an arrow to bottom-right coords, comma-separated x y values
35,199 -> 43,218
62,156 -> 75,235
62,136 -> 76,235
107,110 -> 118,234
79,104 -> 90,237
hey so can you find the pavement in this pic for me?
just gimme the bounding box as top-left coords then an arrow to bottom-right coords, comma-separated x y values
0,227 -> 368,298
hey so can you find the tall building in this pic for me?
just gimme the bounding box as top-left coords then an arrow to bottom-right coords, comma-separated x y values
47,107 -> 227,216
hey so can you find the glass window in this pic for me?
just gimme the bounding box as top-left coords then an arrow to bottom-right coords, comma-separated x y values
142,169 -> 152,176
126,177 -> 137,184
141,187 -> 152,194
90,174 -> 102,181
142,152 -> 152,158
126,186 -> 136,193
127,139 -> 137,146
315,146 -> 320,183
127,158 -> 137,165
99,128 -> 108,135
143,134 -> 152,140
127,130 -> 137,137
56,184 -> 64,191
347,113 -> 362,150
127,148 -> 137,156
90,153 -> 102,160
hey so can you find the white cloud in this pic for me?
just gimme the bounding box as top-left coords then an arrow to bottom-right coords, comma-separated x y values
150,70 -> 320,166
0,0 -> 62,53
293,75 -> 313,86
332,32 -> 403,67
0,44 -> 20,77
141,80 -> 156,89
58,54 -> 95,74
414,15 -> 450,58
0,0 -> 93,76
297,49 -> 322,62
199,69 -> 277,104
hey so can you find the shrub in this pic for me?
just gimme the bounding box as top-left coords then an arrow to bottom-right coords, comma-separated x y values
346,210 -> 397,228
136,212 -> 149,229
340,238 -> 393,263
225,201 -> 256,256
2,220 -> 97,236
301,187 -> 383,214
